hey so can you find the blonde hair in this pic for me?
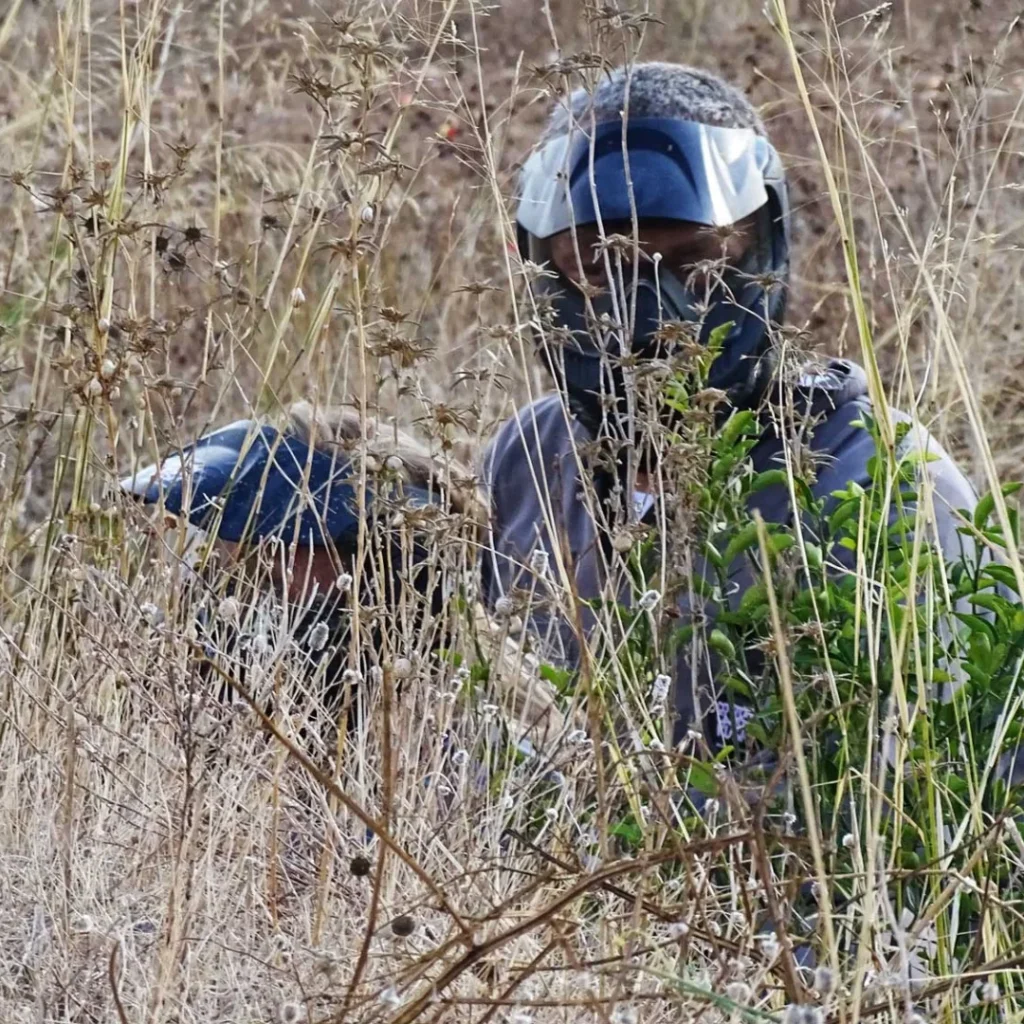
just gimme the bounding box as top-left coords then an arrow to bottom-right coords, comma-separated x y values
286,401 -> 485,526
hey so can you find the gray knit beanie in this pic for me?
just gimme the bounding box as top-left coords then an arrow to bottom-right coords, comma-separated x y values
543,62 -> 765,142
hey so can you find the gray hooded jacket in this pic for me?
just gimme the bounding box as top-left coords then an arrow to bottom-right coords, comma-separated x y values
480,359 -> 984,755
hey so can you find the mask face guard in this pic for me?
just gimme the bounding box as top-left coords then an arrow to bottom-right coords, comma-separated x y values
516,116 -> 790,429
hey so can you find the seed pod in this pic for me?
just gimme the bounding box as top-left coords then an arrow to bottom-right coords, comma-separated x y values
350,855 -> 372,877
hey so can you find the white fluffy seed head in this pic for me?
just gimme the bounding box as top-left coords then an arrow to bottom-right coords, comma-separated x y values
335,572 -> 353,592
391,657 -> 413,679
360,204 -> 376,225
307,621 -> 329,652
217,596 -> 240,622
651,673 -> 671,703
290,286 -> 306,307
529,549 -> 549,574
493,596 -> 513,619
277,1000 -> 301,1024
638,589 -> 661,611
784,1007 -> 824,1024
814,966 -> 837,996
140,602 -> 163,626
981,980 -> 1000,1004
759,932 -> 780,961
378,986 -> 401,1007
85,377 -> 104,398
725,982 -> 751,1005
99,358 -> 117,379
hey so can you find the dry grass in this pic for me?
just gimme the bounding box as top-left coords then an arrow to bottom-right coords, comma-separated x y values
1,0 -> 1024,1022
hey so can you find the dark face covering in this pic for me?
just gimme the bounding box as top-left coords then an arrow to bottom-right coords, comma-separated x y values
542,238 -> 777,434
516,116 -> 790,436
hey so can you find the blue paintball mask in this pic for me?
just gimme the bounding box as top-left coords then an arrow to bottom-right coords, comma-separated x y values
516,116 -> 790,429
119,420 -> 435,550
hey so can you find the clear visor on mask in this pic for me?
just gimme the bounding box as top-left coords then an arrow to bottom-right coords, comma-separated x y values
518,117 -> 780,240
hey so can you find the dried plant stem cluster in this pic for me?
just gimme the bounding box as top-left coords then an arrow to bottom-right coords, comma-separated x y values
0,1 -> 1023,1023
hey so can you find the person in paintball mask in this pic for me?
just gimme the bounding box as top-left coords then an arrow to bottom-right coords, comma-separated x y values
120,403 -> 564,743
481,62 -> 983,762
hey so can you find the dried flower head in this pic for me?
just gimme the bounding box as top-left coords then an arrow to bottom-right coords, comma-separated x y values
277,1000 -> 301,1024
350,855 -> 372,877
307,621 -> 330,652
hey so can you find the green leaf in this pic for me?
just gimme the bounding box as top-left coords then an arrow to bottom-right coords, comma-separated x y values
722,522 -> 759,565
610,819 -> 644,849
719,409 -> 759,447
955,611 -> 999,644
802,543 -> 823,569
769,532 -> 795,555
738,582 -> 768,614
704,540 -> 724,571
539,663 -> 576,696
674,625 -> 695,647
829,498 -> 861,534
749,469 -> 789,494
745,720 -> 771,746
966,592 -> 1011,618
974,481 -> 1024,529
686,761 -> 719,796
723,675 -> 754,699
708,629 -> 737,660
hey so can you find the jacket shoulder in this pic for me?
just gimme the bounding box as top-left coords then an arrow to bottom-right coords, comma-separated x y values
482,394 -> 588,482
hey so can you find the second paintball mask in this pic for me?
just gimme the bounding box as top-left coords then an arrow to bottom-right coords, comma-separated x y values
516,116 -> 790,428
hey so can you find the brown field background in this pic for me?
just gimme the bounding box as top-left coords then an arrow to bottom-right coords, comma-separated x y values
2,0 -> 1023,503
2,1 -> 1024,1021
